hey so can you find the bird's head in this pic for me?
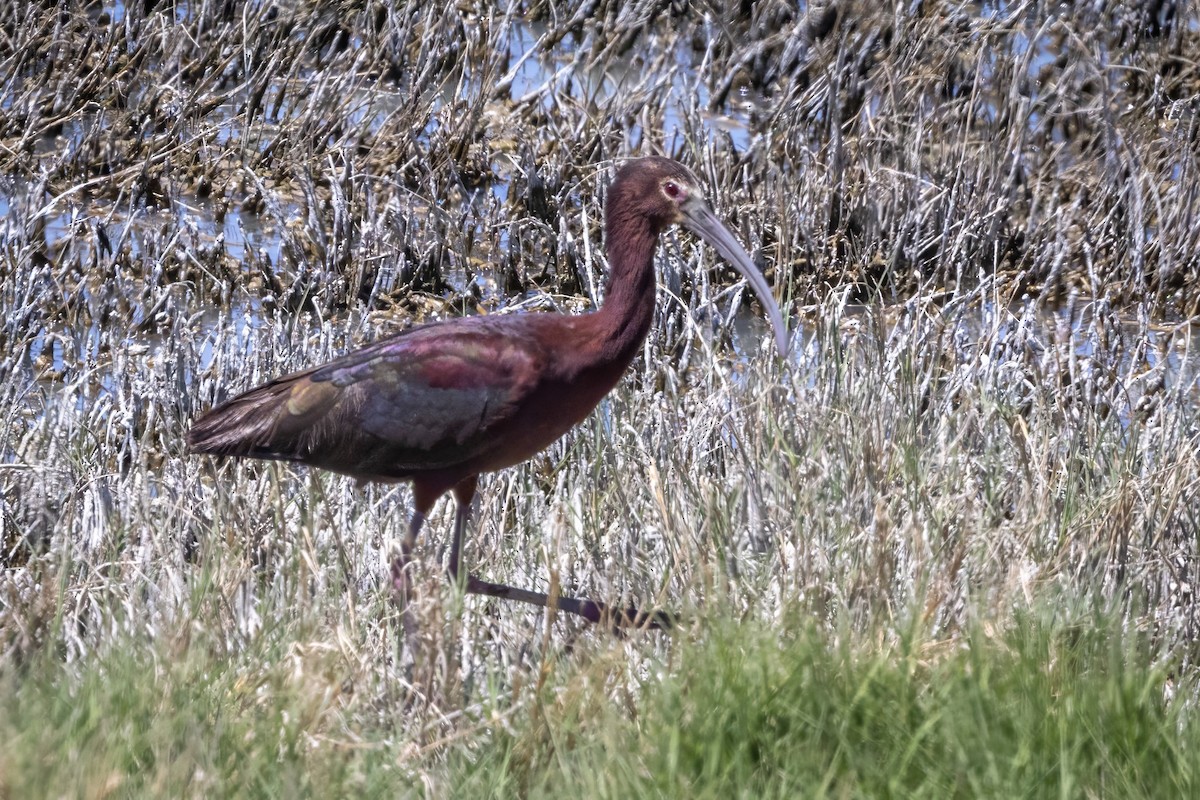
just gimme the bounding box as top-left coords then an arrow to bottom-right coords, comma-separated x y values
608,155 -> 704,235
607,156 -> 790,357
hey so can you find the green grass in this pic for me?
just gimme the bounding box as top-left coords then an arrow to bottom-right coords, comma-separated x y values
446,612 -> 1196,799
4,1 -> 1200,796
0,611 -> 405,797
1,605 -> 1194,798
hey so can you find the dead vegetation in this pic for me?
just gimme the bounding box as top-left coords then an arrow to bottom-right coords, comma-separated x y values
3,2 -> 1198,323
2,0 -> 1200,781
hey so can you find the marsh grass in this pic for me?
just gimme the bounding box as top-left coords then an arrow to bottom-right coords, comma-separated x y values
3,0 -> 1200,796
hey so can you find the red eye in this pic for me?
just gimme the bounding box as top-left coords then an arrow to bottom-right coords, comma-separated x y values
664,181 -> 682,199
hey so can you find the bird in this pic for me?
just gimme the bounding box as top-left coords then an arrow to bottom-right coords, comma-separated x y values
187,155 -> 789,631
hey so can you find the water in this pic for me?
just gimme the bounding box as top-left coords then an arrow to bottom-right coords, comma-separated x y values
6,7 -> 1199,434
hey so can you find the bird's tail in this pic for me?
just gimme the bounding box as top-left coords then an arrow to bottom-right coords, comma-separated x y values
187,374 -> 339,460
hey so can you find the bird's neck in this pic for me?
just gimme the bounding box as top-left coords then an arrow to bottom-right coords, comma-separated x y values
591,213 -> 658,363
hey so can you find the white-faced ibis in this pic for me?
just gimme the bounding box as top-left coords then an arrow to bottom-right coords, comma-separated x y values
188,156 -> 788,630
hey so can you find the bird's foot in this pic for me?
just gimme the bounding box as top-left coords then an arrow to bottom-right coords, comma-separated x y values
579,598 -> 678,633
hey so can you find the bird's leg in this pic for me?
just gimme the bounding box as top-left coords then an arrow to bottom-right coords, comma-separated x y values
388,482 -> 441,642
431,476 -> 671,630
463,576 -> 676,631
389,509 -> 425,641
446,476 -> 477,590
442,476 -> 673,630
389,509 -> 425,602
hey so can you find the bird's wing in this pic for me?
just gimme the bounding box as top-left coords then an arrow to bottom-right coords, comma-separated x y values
312,319 -> 542,452
188,317 -> 546,476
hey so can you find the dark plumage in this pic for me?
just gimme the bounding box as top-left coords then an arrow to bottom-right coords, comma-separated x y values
189,156 -> 788,630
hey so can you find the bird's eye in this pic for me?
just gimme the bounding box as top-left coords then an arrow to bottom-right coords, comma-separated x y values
663,181 -> 682,199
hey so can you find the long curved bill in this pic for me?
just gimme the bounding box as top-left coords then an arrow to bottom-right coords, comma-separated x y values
681,197 -> 790,358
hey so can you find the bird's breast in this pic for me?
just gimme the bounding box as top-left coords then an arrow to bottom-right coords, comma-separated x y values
468,355 -> 627,474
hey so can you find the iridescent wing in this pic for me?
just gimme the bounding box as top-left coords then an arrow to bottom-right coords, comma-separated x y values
187,317 -> 546,478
